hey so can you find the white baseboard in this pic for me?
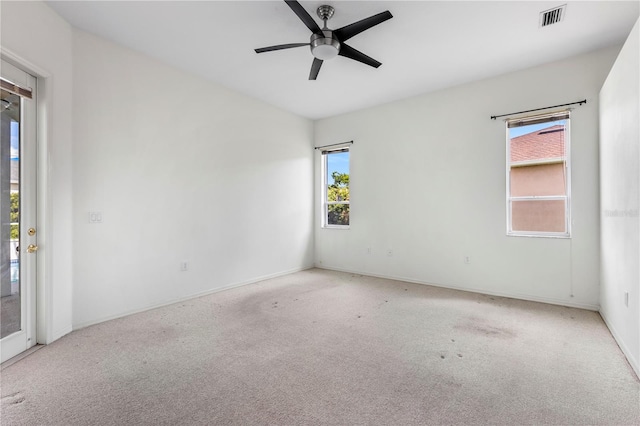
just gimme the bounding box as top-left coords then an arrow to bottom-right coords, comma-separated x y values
315,264 -> 600,311
599,310 -> 640,380
72,265 -> 315,331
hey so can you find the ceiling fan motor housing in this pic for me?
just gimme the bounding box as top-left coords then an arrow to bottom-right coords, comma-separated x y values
310,31 -> 340,60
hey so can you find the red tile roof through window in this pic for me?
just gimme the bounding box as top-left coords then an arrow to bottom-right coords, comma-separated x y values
510,124 -> 565,163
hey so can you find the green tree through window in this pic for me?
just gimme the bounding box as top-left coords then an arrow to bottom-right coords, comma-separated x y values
10,192 -> 19,239
327,172 -> 349,225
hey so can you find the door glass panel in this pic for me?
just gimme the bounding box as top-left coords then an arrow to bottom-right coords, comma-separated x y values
1,89 -> 21,338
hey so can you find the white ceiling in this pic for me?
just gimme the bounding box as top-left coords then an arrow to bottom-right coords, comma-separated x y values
47,1 -> 639,120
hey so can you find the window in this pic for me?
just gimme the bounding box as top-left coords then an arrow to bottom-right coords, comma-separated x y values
322,147 -> 350,228
507,111 -> 571,237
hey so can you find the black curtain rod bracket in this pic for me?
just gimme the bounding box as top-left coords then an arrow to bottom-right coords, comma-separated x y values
491,99 -> 586,120
314,141 -> 354,150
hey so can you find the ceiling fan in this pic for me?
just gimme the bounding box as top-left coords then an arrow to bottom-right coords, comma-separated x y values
255,0 -> 393,80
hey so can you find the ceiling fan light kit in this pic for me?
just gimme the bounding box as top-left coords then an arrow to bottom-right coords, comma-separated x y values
310,33 -> 340,60
255,1 -> 393,80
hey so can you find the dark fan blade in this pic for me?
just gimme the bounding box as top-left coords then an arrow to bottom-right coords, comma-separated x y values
309,58 -> 323,80
285,0 -> 324,35
255,43 -> 309,53
334,11 -> 393,42
338,43 -> 381,68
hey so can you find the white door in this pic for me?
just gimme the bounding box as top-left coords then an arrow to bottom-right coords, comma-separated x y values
1,59 -> 37,363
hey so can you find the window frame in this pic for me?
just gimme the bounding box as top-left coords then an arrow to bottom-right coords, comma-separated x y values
505,111 -> 572,238
321,146 -> 350,229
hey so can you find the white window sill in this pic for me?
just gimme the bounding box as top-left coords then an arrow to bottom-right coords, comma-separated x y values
507,232 -> 571,239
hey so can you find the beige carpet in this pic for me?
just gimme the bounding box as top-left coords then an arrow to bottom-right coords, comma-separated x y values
1,268 -> 638,425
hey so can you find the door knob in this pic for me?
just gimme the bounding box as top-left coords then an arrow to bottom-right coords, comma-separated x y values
26,244 -> 38,253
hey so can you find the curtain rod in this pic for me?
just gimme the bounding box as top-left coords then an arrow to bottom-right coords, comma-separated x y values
314,141 -> 353,150
1,78 -> 33,99
491,99 -> 586,120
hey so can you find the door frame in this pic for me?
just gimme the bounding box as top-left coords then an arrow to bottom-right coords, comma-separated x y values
1,59 -> 37,363
1,49 -> 53,354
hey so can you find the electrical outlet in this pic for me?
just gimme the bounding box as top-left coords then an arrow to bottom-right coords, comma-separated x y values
366,247 -> 371,255
387,249 -> 393,257
180,261 -> 188,272
464,256 -> 471,264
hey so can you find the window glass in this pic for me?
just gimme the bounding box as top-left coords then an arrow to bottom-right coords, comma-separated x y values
507,115 -> 570,237
323,149 -> 350,227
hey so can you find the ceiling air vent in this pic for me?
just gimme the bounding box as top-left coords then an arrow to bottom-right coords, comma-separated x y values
539,4 -> 566,27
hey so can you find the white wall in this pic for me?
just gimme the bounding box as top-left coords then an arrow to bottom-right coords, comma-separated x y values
599,18 -> 640,377
315,46 -> 620,310
1,1 -> 74,343
72,31 -> 314,328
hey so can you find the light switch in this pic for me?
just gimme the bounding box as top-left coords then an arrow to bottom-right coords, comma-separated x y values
89,212 -> 102,223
